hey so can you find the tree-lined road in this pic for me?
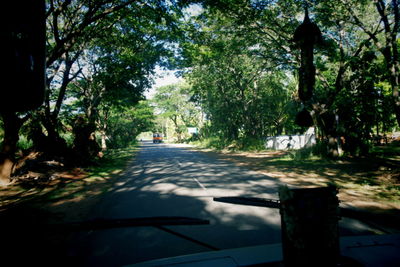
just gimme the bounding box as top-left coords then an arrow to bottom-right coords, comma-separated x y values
69,142 -> 380,267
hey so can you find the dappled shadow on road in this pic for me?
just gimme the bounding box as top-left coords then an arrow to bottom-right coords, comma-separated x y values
193,148 -> 400,235
63,142 -> 283,266
0,141 -> 283,266
64,142 -> 387,266
66,190 -> 282,267
1,143 -> 395,266
0,148 -> 138,267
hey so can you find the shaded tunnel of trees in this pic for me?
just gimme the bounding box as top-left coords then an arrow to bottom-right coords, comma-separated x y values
1,0 -> 400,185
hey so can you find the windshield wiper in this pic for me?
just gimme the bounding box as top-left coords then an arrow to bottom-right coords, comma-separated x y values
214,196 -> 281,209
47,216 -> 209,231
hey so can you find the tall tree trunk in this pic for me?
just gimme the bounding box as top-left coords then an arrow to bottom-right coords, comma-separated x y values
171,115 -> 182,142
0,112 -> 22,185
374,0 -> 400,126
99,107 -> 109,151
72,96 -> 102,163
391,0 -> 400,126
41,51 -> 82,150
72,116 -> 100,164
101,130 -> 107,151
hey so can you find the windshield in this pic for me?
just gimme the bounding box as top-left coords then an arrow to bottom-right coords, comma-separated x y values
1,1 -> 399,267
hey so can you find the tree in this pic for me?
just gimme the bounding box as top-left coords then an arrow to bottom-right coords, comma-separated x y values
0,0 -> 185,184
64,1 -> 177,156
310,0 -> 398,155
152,83 -> 202,142
180,0 -> 396,155
181,5 -> 300,145
340,0 -> 400,126
0,1 -> 138,185
0,0 -> 46,185
101,101 -> 156,149
43,0 -> 140,146
43,0 -> 181,146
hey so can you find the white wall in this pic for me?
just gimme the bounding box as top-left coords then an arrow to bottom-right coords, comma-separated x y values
265,127 -> 316,150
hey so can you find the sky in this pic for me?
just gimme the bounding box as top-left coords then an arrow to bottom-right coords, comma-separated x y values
144,4 -> 203,100
145,67 -> 182,99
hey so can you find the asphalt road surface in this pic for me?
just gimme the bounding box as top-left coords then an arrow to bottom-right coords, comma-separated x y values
68,141 -> 381,267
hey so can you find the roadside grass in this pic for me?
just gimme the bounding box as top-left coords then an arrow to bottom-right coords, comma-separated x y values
0,145 -> 138,218
190,137 -> 229,150
268,156 -> 399,204
42,146 -> 138,202
195,143 -> 400,208
370,142 -> 400,161
0,145 -> 139,260
191,136 -> 267,152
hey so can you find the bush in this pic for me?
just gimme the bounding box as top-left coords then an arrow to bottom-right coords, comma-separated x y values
60,132 -> 74,147
191,136 -> 266,151
190,136 -> 228,150
17,135 -> 33,151
282,142 -> 327,161
235,137 -> 265,151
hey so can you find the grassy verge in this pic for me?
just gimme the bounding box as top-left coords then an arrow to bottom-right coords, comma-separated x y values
269,156 -> 399,204
42,146 -> 138,203
190,136 -> 267,152
0,145 -> 139,222
195,144 -> 400,208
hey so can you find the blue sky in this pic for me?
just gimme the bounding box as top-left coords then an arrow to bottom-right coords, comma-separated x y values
145,4 -> 203,99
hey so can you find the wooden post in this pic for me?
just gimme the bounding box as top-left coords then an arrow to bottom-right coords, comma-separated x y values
279,185 -> 340,267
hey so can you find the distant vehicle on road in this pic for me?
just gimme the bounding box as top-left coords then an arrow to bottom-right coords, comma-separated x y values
153,133 -> 163,143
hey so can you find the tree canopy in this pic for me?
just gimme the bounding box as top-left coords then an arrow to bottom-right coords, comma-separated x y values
170,0 -> 399,153
1,0 -> 400,185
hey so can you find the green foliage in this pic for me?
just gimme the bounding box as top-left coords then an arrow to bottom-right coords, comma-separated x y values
16,136 -> 33,151
59,132 -> 74,147
178,0 -> 400,154
191,135 -> 266,151
183,8 -> 301,144
32,0 -> 185,162
88,146 -> 138,179
11,0 -> 400,161
104,101 -> 156,149
233,137 -> 266,151
191,136 -> 230,150
0,121 -> 3,143
152,82 -> 202,142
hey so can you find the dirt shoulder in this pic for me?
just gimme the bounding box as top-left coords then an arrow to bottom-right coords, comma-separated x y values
0,147 -> 138,224
1,145 -> 399,231
190,147 -> 400,232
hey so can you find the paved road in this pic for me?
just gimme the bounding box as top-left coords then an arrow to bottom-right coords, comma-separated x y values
68,141 -> 380,267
